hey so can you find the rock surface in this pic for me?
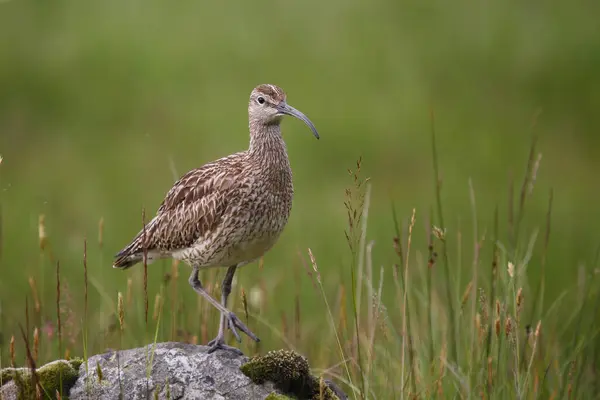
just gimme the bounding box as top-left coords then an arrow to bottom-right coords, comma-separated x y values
69,342 -> 279,399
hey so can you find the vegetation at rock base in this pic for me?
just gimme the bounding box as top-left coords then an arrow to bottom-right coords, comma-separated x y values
241,349 -> 339,400
0,358 -> 82,399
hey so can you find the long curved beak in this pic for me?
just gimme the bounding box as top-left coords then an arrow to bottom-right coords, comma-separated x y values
277,102 -> 320,139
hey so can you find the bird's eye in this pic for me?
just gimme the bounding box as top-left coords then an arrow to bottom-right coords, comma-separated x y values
257,96 -> 265,105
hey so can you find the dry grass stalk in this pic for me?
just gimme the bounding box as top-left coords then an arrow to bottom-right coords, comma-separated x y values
366,239 -> 375,332
337,284 -> 347,337
487,356 -> 493,388
118,292 -> 125,331
241,288 -> 249,323
258,255 -> 264,271
56,261 -> 62,359
142,207 -> 149,325
33,327 -> 39,362
98,217 -> 104,249
297,248 -> 318,291
171,259 -> 180,279
494,318 -> 500,338
201,301 -> 208,345
567,360 -> 575,399
126,278 -> 133,307
280,312 -> 288,340
461,280 -> 473,310
437,342 -> 447,397
19,324 -> 40,400
528,153 -> 543,195
523,321 -> 543,397
83,238 -> 88,325
10,334 -> 15,367
38,214 -> 47,251
258,279 -> 267,314
153,293 -> 162,321
28,277 -> 41,314
401,208 -> 417,398
294,293 -> 301,344
170,260 -> 179,340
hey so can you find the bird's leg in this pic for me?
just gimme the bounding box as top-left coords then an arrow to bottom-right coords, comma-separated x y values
207,265 -> 248,354
188,265 -> 259,353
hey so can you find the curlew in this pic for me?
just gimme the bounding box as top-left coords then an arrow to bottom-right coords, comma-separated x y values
113,84 -> 319,354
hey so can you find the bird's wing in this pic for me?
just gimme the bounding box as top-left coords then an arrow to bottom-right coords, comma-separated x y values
114,155 -> 245,265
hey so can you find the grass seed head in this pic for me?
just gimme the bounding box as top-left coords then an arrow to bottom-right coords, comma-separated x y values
38,214 -> 47,250
307,248 -> 321,284
461,281 -> 473,309
505,316 -> 512,338
432,226 -> 446,241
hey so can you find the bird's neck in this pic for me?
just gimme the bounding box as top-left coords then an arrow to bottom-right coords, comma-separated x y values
248,122 -> 289,163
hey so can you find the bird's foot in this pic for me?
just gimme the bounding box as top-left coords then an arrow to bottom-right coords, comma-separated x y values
223,311 -> 260,344
207,335 -> 244,355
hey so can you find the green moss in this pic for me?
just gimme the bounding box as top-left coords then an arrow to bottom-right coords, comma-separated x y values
240,349 -> 340,400
0,358 -> 81,399
68,357 -> 84,372
265,393 -> 294,400
1,367 -> 14,386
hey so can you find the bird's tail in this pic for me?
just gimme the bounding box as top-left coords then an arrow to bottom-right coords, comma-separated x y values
113,251 -> 143,269
113,229 -> 155,269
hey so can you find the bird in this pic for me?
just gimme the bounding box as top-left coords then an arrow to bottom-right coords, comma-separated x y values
113,84 -> 319,354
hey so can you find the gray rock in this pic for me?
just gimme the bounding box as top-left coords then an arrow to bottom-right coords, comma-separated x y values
69,342 -> 278,400
0,381 -> 19,400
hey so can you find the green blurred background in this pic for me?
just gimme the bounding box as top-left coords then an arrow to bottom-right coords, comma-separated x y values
1,0 -> 599,362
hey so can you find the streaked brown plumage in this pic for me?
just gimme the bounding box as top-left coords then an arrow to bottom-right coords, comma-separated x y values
113,84 -> 319,353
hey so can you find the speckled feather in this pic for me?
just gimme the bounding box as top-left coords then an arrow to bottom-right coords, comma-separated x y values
113,84 -> 302,270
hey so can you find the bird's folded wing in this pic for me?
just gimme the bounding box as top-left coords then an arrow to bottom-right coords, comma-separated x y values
117,164 -> 241,259
149,167 -> 234,251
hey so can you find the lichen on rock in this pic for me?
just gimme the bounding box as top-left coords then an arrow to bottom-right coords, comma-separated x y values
240,349 -> 341,400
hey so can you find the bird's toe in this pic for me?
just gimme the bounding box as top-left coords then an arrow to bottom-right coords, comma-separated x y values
207,338 -> 244,355
226,311 -> 260,342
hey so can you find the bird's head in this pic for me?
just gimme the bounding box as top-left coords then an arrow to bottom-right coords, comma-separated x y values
249,84 -> 319,139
